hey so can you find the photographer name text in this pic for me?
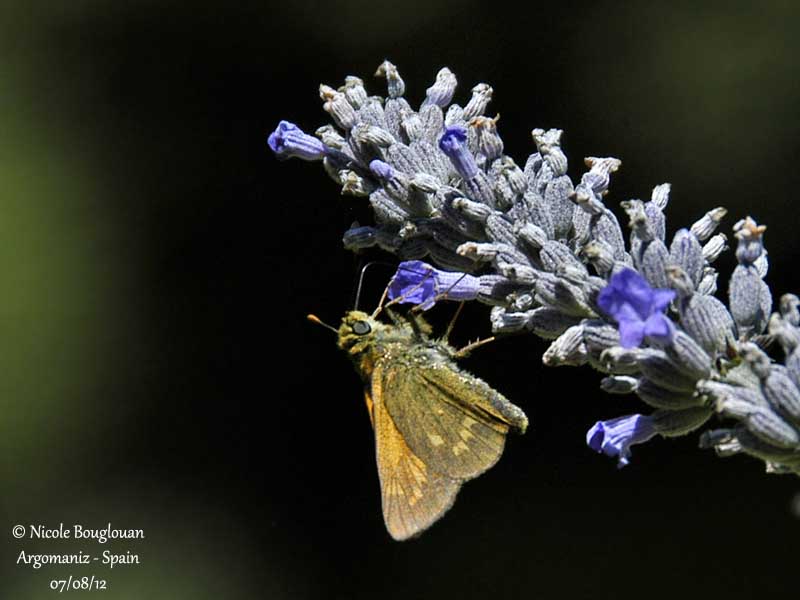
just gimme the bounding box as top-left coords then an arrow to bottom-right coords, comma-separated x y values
13,523 -> 144,545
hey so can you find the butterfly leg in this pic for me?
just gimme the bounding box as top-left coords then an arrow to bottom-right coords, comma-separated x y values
384,307 -> 404,327
373,269 -> 435,318
372,285 -> 390,316
454,336 -> 495,358
409,272 -> 472,316
442,301 -> 465,343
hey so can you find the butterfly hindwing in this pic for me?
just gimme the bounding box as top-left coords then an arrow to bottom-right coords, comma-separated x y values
379,344 -> 527,481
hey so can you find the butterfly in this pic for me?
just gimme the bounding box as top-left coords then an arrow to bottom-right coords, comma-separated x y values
309,302 -> 528,540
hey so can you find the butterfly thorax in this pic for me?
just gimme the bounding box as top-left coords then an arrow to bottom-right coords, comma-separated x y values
337,310 -> 453,380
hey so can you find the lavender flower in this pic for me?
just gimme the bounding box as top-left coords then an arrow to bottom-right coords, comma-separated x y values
439,126 -> 478,179
388,260 -> 480,310
597,268 -> 675,348
369,159 -> 394,180
270,62 -> 800,478
268,121 -> 327,161
586,414 -> 657,467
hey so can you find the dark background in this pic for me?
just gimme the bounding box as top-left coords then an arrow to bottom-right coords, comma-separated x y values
2,1 -> 799,598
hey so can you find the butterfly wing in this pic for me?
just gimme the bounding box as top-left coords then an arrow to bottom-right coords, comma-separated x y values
380,346 -> 528,481
369,346 -> 528,540
370,364 -> 460,541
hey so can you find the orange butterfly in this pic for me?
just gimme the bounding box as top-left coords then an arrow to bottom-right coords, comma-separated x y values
309,306 -> 528,540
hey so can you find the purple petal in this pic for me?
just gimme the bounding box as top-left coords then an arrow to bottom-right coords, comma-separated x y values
388,261 -> 437,308
586,414 -> 657,467
586,424 -> 607,453
618,319 -> 645,348
599,268 -> 676,349
268,120 -> 327,161
438,127 -> 478,180
643,313 -> 675,343
650,288 -> 676,312
597,285 -> 623,315
598,269 -> 651,320
438,126 -> 467,148
369,159 -> 394,181
614,302 -> 643,324
387,260 -> 481,310
617,269 -> 656,319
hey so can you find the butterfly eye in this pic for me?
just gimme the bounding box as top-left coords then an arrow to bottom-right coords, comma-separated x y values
352,320 -> 371,335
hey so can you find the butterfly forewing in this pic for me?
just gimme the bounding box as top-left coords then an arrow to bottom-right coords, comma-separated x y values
378,355 -> 511,481
371,364 -> 460,541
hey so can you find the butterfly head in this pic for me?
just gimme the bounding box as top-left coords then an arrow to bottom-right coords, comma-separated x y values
337,310 -> 383,354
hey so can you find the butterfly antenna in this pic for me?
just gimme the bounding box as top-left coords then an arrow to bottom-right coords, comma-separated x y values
350,254 -> 367,310
354,261 -> 396,311
307,314 -> 338,334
